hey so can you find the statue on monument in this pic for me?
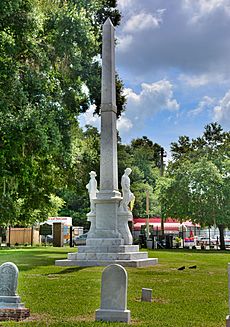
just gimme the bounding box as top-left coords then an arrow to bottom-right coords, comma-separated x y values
120,168 -> 135,212
86,171 -> 98,213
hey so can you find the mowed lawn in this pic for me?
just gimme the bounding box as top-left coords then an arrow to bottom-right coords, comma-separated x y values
0,247 -> 229,327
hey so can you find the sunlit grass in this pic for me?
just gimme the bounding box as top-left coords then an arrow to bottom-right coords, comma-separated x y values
0,247 -> 229,326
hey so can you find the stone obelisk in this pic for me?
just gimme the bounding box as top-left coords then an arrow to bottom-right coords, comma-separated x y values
55,18 -> 158,267
94,18 -> 121,239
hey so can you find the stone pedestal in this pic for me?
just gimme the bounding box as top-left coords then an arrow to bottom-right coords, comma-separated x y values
0,308 -> 30,321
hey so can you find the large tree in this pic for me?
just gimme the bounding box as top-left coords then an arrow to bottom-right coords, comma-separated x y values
0,0 -> 123,225
157,123 -> 230,249
118,136 -> 162,217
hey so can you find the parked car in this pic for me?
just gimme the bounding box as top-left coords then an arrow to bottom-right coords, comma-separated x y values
41,235 -> 53,243
73,233 -> 88,246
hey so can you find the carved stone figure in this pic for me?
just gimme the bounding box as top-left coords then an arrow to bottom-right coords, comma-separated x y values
86,171 -> 98,213
120,168 -> 135,212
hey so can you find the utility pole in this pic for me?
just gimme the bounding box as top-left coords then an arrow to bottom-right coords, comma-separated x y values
160,147 -> 165,236
146,190 -> 150,239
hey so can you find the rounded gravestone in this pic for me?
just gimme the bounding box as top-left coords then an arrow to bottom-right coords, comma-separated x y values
96,264 -> 130,323
0,262 -> 18,296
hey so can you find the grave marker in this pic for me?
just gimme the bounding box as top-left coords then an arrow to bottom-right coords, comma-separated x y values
141,288 -> 152,302
0,262 -> 30,321
95,264 -> 131,323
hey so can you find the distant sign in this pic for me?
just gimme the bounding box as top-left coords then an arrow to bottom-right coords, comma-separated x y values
39,223 -> 52,236
46,217 -> 72,226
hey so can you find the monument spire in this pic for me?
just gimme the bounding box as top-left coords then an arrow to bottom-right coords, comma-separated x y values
101,18 -> 116,107
55,18 -> 158,268
100,18 -> 118,192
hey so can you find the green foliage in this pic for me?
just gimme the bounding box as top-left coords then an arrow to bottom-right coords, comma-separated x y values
157,123 -> 230,248
0,0 -> 123,225
58,125 -> 100,227
118,136 -> 162,217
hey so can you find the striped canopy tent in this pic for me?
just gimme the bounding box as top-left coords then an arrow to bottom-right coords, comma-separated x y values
133,217 -> 198,233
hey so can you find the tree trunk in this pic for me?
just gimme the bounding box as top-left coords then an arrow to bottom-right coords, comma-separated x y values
218,224 -> 225,250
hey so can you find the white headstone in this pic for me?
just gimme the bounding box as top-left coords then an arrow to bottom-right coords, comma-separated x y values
0,262 -> 18,296
0,262 -> 25,309
95,264 -> 131,322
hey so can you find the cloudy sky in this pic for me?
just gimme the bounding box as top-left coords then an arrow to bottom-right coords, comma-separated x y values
80,0 -> 230,156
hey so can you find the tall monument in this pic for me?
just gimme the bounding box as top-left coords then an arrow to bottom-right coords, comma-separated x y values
56,18 -> 158,267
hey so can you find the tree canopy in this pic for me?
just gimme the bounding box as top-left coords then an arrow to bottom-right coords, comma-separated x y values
0,0 -> 123,225
118,136 -> 162,217
156,123 -> 230,249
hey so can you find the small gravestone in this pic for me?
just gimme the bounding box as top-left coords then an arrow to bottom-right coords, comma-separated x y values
95,264 -> 131,323
141,288 -> 152,302
226,263 -> 230,326
0,262 -> 30,321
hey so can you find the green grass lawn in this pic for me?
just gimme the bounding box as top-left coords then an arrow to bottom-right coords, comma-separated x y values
0,247 -> 229,327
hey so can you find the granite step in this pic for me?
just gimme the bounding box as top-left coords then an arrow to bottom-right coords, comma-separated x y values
86,238 -> 124,247
78,245 -> 139,253
68,251 -> 148,261
56,258 -> 158,268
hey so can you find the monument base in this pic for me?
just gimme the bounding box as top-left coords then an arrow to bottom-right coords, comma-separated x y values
55,242 -> 158,267
95,309 -> 131,323
0,296 -> 25,309
226,315 -> 230,327
56,258 -> 158,267
0,308 -> 30,321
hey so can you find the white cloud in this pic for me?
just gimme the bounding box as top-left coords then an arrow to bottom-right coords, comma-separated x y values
117,35 -> 133,53
78,106 -> 133,135
117,114 -> 133,133
213,90 -> 230,127
183,0 -> 230,23
118,0 -> 133,10
179,73 -> 226,87
116,0 -> 230,82
79,105 -> 101,130
123,12 -> 162,33
189,96 -> 216,116
122,80 -> 179,129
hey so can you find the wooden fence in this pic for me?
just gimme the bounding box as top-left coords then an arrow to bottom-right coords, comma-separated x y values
6,227 -> 40,245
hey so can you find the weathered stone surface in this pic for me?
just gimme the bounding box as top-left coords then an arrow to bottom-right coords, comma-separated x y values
117,211 -> 133,245
78,245 -> 140,253
141,288 -> 152,302
95,264 -> 130,323
56,258 -> 158,268
0,262 -> 29,320
0,262 -> 18,297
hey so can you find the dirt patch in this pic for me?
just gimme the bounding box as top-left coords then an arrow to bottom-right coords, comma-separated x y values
65,313 -> 94,323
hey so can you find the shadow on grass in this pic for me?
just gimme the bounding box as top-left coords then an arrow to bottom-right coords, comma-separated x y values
0,248 -> 72,272
45,267 -> 87,275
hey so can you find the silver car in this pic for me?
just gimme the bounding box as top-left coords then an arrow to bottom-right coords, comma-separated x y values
73,233 -> 88,246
